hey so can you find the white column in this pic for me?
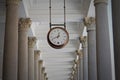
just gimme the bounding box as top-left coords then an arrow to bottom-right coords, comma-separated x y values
28,37 -> 37,80
80,36 -> 88,80
77,50 -> 83,80
71,70 -> 74,80
84,17 -> 97,80
18,18 -> 31,80
39,60 -> 43,80
94,0 -> 115,80
44,73 -> 47,80
42,67 -> 45,80
74,59 -> 79,80
74,72 -> 77,80
70,74 -> 74,80
34,50 -> 40,80
76,63 -> 79,80
73,65 -> 77,80
45,77 -> 48,80
3,0 -> 19,80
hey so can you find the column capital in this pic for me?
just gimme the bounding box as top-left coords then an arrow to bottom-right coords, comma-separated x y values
39,60 -> 43,68
44,73 -> 47,77
84,17 -> 96,31
72,70 -> 75,75
94,0 -> 108,5
74,59 -> 79,65
42,67 -> 45,73
73,63 -> 77,72
39,60 -> 43,64
76,50 -> 83,58
28,37 -> 37,48
79,36 -> 87,48
7,0 -> 20,5
34,50 -> 40,58
84,17 -> 95,26
46,78 -> 48,80
70,76 -> 74,80
72,67 -> 76,72
19,18 -> 32,31
69,78 -> 73,80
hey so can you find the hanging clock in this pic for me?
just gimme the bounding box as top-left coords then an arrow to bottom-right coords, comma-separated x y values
47,27 -> 69,49
47,0 -> 69,49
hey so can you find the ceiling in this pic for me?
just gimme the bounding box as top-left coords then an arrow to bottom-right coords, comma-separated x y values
22,0 -> 92,80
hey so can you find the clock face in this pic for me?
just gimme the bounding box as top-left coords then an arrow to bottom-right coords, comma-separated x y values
47,27 -> 69,49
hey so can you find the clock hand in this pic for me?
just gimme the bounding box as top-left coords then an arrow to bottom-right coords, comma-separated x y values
57,32 -> 60,38
52,32 -> 60,40
52,35 -> 59,40
52,36 -> 57,40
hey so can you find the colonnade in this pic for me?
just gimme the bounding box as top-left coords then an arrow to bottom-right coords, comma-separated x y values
3,16 -> 48,80
69,0 -> 115,80
2,0 -> 115,80
2,0 -> 48,79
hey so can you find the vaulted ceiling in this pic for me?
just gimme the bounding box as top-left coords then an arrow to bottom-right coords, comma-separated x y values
22,0 -> 92,80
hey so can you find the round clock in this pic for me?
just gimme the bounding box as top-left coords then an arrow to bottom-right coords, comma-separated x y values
47,27 -> 69,49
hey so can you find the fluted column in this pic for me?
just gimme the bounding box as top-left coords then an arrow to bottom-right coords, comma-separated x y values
42,67 -> 45,80
72,61 -> 77,80
34,50 -> 40,80
80,36 -> 88,80
71,70 -> 74,80
3,0 -> 19,80
77,50 -> 83,80
44,73 -> 47,80
76,65 -> 79,80
18,18 -> 31,80
74,60 -> 79,80
74,72 -> 77,80
76,63 -> 79,80
39,60 -> 43,80
76,60 -> 80,80
84,17 -> 97,80
28,37 -> 37,80
94,0 -> 115,80
70,76 -> 74,80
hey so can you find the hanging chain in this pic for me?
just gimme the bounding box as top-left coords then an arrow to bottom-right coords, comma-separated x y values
49,0 -> 66,29
64,0 -> 66,29
49,0 -> 51,29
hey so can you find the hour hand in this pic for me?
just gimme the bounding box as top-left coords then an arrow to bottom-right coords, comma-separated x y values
57,32 -> 60,38
52,33 -> 60,40
52,36 -> 58,40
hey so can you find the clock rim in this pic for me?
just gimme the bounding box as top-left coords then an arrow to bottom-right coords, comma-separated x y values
47,27 -> 69,49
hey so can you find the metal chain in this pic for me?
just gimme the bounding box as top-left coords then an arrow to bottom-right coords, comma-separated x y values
49,0 -> 66,29
49,0 -> 51,29
64,0 -> 66,29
